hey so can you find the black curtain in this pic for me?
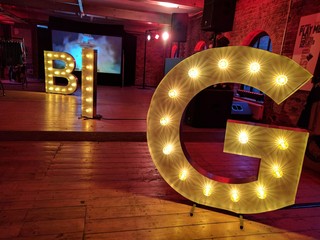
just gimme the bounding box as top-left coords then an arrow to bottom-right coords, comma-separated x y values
0,40 -> 24,66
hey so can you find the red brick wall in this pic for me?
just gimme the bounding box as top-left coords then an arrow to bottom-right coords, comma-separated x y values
260,0 -> 320,126
135,33 -> 173,87
134,0 -> 320,126
231,0 -> 291,53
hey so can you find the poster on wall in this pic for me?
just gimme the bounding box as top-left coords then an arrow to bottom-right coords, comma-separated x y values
292,13 -> 320,90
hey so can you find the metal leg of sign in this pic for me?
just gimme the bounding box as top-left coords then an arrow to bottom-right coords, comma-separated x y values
190,203 -> 197,216
239,214 -> 244,229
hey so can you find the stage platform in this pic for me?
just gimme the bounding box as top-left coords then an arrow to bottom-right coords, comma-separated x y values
0,81 -> 152,141
0,80 -> 227,142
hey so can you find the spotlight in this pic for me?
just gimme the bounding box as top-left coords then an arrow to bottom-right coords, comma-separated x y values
162,31 -> 169,41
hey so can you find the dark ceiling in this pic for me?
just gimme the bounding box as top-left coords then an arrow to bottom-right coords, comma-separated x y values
0,0 -> 204,33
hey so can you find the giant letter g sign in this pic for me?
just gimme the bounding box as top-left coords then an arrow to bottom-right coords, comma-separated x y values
147,46 -> 312,214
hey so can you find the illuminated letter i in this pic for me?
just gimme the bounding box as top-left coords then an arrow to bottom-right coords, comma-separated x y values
81,48 -> 98,119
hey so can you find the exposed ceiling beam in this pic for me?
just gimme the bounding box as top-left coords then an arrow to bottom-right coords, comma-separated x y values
77,0 -> 84,16
0,0 -> 80,15
84,5 -> 172,26
0,0 -> 204,33
0,6 -> 27,24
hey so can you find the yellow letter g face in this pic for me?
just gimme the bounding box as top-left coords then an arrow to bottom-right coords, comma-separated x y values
147,46 -> 312,214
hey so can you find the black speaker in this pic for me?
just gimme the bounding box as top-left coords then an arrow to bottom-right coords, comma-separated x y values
231,101 -> 252,120
171,13 -> 188,42
3,25 -> 12,39
201,0 -> 236,32
185,88 -> 234,128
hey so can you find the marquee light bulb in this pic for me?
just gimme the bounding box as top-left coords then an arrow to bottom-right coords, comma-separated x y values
160,117 -> 170,126
230,189 -> 240,202
168,89 -> 178,98
179,169 -> 188,181
276,137 -> 289,150
203,184 -> 213,197
272,164 -> 283,178
238,131 -> 249,144
275,75 -> 288,86
218,59 -> 229,69
188,68 -> 199,79
256,185 -> 267,199
249,62 -> 260,73
163,144 -> 173,155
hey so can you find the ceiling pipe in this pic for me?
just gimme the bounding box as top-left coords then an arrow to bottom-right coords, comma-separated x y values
0,6 -> 27,24
77,0 -> 84,17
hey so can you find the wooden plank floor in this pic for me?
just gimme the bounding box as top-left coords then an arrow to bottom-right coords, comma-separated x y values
0,82 -> 320,239
0,81 -> 152,133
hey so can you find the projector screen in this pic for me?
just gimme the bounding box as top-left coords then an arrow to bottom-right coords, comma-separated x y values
52,29 -> 122,74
